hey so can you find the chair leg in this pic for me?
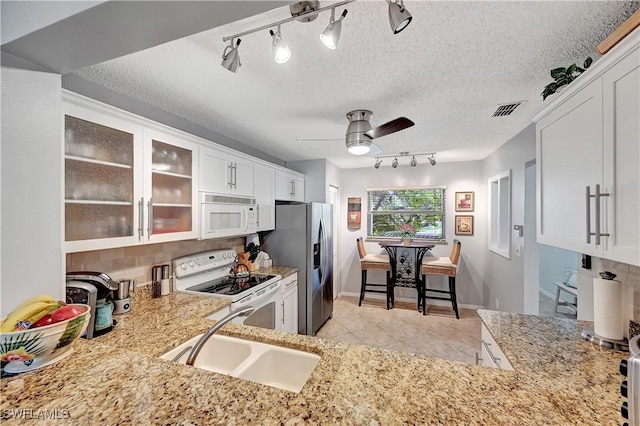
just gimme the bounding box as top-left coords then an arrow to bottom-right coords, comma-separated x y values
359,269 -> 367,306
421,276 -> 426,316
449,276 -> 459,319
385,271 -> 391,310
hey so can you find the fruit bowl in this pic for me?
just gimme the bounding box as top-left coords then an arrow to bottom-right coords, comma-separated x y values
0,304 -> 91,374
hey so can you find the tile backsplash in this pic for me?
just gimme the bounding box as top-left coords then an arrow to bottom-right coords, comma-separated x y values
600,258 -> 640,323
66,237 -> 246,286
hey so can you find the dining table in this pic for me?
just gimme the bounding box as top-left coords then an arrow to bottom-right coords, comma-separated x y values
378,240 -> 435,309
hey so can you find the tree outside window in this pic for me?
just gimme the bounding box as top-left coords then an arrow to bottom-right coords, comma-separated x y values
367,187 -> 446,241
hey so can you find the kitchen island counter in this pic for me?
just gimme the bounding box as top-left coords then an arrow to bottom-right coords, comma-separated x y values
1,292 -> 626,424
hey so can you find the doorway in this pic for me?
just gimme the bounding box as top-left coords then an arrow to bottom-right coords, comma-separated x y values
329,185 -> 339,300
523,160 -> 539,314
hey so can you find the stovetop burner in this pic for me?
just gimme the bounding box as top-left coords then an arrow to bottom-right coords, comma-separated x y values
186,274 -> 277,296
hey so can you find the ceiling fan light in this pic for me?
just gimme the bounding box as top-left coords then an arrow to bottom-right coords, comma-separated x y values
270,26 -> 291,64
388,0 -> 412,34
221,39 -> 241,73
348,144 -> 371,155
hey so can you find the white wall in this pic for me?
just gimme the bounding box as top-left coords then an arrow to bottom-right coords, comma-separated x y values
338,160 -> 486,307
538,245 -> 579,299
1,53 -> 64,315
482,124 -> 536,312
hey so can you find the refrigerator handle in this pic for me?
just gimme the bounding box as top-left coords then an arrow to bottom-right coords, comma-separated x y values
320,217 -> 328,287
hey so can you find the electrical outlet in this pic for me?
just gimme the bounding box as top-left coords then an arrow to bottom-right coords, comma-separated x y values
495,298 -> 500,310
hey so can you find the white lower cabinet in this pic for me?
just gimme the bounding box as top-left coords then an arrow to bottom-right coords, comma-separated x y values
278,274 -> 298,334
478,323 -> 514,371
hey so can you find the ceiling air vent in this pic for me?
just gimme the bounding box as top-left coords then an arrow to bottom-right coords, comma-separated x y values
491,101 -> 525,117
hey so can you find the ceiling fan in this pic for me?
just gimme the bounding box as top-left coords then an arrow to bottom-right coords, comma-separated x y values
297,109 -> 415,155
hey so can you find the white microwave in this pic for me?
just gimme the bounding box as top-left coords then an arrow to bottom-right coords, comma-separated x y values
199,193 -> 257,239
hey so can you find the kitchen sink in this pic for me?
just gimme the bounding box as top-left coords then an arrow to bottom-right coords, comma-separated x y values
234,347 -> 321,393
160,334 -> 320,393
161,334 -> 252,374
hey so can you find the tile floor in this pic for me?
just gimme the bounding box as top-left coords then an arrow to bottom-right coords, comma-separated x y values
315,296 -> 482,365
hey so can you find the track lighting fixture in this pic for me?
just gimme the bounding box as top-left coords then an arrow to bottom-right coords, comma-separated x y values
220,0 -> 414,73
270,25 -> 291,64
387,0 -> 413,34
320,8 -> 348,50
221,39 -> 241,73
372,152 -> 437,169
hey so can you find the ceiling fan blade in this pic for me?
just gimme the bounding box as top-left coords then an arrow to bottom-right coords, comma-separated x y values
366,142 -> 383,156
364,117 -> 414,139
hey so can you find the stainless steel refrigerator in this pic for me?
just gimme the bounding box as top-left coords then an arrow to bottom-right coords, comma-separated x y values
262,202 -> 333,336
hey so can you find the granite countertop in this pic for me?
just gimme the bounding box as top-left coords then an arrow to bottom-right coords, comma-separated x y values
1,282 -> 628,424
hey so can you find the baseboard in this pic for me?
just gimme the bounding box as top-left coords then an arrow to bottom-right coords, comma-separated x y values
339,291 -> 485,311
539,288 -> 555,299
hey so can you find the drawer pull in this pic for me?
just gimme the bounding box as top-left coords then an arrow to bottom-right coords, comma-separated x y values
481,339 -> 501,365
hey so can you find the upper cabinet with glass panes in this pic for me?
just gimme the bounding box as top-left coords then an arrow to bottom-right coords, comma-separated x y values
63,92 -> 198,252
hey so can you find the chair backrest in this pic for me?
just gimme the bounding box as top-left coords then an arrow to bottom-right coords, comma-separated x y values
449,239 -> 462,265
356,237 -> 367,259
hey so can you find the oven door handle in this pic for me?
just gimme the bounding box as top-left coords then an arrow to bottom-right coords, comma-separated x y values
235,281 -> 280,308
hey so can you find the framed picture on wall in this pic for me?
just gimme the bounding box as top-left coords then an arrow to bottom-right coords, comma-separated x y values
455,191 -> 475,212
455,215 -> 474,236
347,197 -> 361,230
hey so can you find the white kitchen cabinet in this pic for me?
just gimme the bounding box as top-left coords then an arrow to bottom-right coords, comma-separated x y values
478,323 -> 513,371
253,162 -> 275,232
278,273 -> 298,334
199,146 -> 254,197
275,169 -> 304,202
63,93 -> 198,252
533,29 -> 639,266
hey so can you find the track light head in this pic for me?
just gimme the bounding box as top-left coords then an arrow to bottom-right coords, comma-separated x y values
320,8 -> 348,50
429,155 -> 436,166
374,158 -> 382,169
388,0 -> 412,34
221,39 -> 242,73
270,26 -> 291,64
410,156 -> 417,167
392,157 -> 398,168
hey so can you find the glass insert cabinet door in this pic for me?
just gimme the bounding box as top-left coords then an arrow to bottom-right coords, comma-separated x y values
149,139 -> 193,235
65,114 -> 138,242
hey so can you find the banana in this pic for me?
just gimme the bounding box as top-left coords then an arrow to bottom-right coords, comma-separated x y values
1,301 -> 60,332
9,294 -> 57,314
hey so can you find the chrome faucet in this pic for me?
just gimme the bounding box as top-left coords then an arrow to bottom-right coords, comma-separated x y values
185,306 -> 255,366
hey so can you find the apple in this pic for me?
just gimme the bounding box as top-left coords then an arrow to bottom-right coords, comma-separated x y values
50,305 -> 87,323
30,314 -> 54,328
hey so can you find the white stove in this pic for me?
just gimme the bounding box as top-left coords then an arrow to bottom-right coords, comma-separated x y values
173,250 -> 282,330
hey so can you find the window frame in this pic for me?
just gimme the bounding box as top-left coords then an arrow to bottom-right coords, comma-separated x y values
365,186 -> 447,243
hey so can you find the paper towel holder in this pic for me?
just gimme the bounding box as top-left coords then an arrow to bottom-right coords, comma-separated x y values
581,328 -> 629,352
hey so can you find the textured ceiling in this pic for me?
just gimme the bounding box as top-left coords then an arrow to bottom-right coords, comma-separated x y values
72,1 -> 639,169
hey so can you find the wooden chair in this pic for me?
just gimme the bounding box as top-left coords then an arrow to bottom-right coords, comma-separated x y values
356,237 -> 392,309
419,240 -> 462,318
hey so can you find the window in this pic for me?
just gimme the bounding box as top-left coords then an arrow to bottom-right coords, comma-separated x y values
488,170 -> 511,258
367,187 -> 446,241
